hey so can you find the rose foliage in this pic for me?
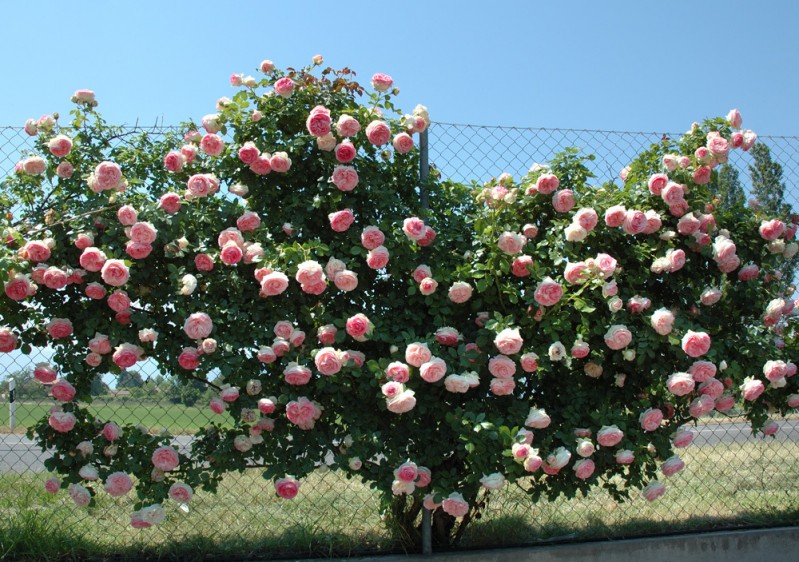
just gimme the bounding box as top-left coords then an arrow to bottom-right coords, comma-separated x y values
2,58 -> 798,545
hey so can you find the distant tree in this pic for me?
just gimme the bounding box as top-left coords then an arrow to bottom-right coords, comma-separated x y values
3,369 -> 49,400
713,164 -> 746,211
749,143 -> 792,216
165,376 -> 209,407
90,374 -> 109,396
117,369 -> 144,389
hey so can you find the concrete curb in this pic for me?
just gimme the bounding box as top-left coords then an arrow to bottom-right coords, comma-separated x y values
329,526 -> 799,562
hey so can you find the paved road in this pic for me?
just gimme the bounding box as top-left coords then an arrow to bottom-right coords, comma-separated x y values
2,420 -> 797,474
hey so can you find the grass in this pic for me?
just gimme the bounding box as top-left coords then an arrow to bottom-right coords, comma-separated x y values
2,400 -> 225,434
1,440 -> 798,560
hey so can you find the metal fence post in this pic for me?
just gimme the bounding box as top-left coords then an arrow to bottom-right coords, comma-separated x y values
419,126 -> 433,556
419,128 -> 430,214
8,378 -> 16,431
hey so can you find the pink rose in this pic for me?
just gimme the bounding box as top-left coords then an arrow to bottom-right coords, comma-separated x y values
105,472 -> 133,497
698,378 -> 724,400
648,173 -> 668,195
34,363 -> 58,383
688,360 -> 717,382
393,133 -> 414,153
386,390 -> 416,414
689,394 -> 715,417
168,482 -> 193,503
78,247 -> 107,272
219,241 -> 243,265
306,108 -> 332,137
639,408 -> 664,432
672,429 -> 694,448
419,277 -> 438,295
107,290 -> 130,313
737,263 -> 759,281
740,377 -> 765,401
334,270 -> 358,292
616,450 -> 635,464
494,328 -> 523,355
274,77 -> 295,98
94,161 -> 122,191
366,245 -> 390,269
488,355 -> 516,378
21,156 -> 46,175
275,477 -> 300,499
666,372 -> 695,396
158,192 -> 182,214
151,446 -> 179,471
100,259 -> 129,287
361,226 -> 385,250
497,231 -> 525,255
178,347 -> 201,370
419,357 -> 447,383
5,273 -> 33,301
405,343 -> 432,367
622,209 -> 647,235
346,313 -> 373,341
604,325 -> 632,351
692,166 -> 711,185
535,174 -> 559,195
44,477 -> 60,494
129,222 -> 157,244
727,108 -> 743,129
269,151 -> 291,173
42,267 -> 68,290
336,114 -> 361,137
534,277 -> 563,307
334,141 -> 357,164
102,421 -> 121,442
448,282 -> 473,304
163,151 -> 186,172
520,352 -> 539,372
552,189 -> 575,213
574,459 -> 595,480
642,481 -> 666,501
68,483 -> 91,507
650,308 -> 675,335
605,205 -> 627,227
371,73 -> 394,92
260,272 -> 289,297
329,209 -> 355,232
47,318 -> 73,339
284,363 -> 312,385
112,342 -> 143,369
571,340 -> 590,358
315,347 -> 342,376
184,312 -> 213,340
597,425 -> 624,447
759,219 -> 786,241
366,121 -> 391,146
238,142 -> 261,164
574,208 -> 599,231
434,327 -> 461,347
643,210 -> 662,234
51,379 -> 76,402
512,255 -> 534,277
681,330 -> 711,358
441,492 -> 469,518
403,217 -> 426,241
85,352 -> 102,366
331,165 -> 359,192
48,411 -> 76,433
386,361 -> 410,383
667,249 -> 686,272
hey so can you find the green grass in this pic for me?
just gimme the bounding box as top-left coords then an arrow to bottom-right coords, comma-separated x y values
1,440 -> 798,560
2,400 -> 225,434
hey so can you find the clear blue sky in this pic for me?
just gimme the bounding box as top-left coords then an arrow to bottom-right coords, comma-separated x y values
1,0 -> 798,135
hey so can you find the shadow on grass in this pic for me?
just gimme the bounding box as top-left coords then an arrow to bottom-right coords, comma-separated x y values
3,508 -> 799,561
0,514 -> 405,562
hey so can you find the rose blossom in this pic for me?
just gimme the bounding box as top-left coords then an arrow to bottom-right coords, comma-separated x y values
666,372 -> 695,396
622,209 -> 647,235
419,357 -> 447,383
533,277 -> 563,307
104,472 -> 133,497
435,327 -> 461,347
738,263 -> 759,281
387,389 -> 416,414
639,408 -> 664,432
51,379 -> 76,402
497,231 -> 525,255
168,482 -> 193,504
681,330 -> 711,357
47,318 -> 73,339
643,481 -> 666,501
448,281 -> 473,304
740,377 -> 765,401
365,120 -> 391,145
346,313 -> 373,341
441,492 -> 469,518
151,446 -> 179,471
605,205 -> 627,227
650,308 -> 675,335
552,189 -> 575,213
360,226 -> 385,250
405,342 -> 432,367
34,363 -> 57,383
49,411 -> 76,433
689,362 -> 714,390
494,328 -> 523,355
597,425 -> 624,447
334,141 -> 357,163
329,208 -> 355,232
616,450 -> 635,464
68,483 -> 91,507
315,347 -> 342,376
604,325 -> 632,350
178,347 -> 201,370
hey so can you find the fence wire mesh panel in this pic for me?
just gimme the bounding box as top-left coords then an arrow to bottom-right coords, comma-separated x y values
1,124 -> 799,559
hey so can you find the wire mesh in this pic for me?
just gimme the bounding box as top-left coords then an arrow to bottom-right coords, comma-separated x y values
1,124 -> 799,559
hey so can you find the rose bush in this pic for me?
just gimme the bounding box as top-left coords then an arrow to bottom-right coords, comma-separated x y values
0,57 -> 797,548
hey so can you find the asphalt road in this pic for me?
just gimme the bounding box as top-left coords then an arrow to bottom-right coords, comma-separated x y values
2,420 -> 797,474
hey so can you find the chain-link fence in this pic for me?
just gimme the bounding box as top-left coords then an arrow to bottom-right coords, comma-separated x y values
1,124 -> 799,559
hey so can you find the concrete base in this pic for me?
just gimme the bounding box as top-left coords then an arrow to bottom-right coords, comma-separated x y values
346,526 -> 799,562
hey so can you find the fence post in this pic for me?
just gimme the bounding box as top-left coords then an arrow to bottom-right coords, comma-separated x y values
419,128 -> 429,214
418,126 -> 433,556
8,378 -> 16,431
